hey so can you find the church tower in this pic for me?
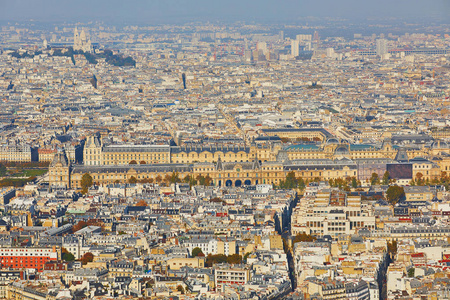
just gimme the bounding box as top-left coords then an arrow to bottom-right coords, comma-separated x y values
73,27 -> 92,53
74,27 -> 81,50
49,149 -> 71,189
80,28 -> 87,45
84,135 -> 102,166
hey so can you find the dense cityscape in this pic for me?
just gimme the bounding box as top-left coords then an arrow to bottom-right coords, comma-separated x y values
0,3 -> 450,299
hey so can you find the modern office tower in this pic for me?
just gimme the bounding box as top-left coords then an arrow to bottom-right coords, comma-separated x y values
304,42 -> 312,51
326,48 -> 335,58
376,39 -> 388,56
291,39 -> 300,57
313,31 -> 320,42
257,42 -> 268,55
244,49 -> 253,62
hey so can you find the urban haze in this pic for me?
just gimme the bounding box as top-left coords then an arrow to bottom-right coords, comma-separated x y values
0,1 -> 449,300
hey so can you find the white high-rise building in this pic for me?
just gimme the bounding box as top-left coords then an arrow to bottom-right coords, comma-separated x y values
326,47 -> 335,58
74,27 -> 92,53
257,42 -> 268,55
304,42 -> 312,51
376,39 -> 388,57
291,39 -> 300,57
296,34 -> 312,41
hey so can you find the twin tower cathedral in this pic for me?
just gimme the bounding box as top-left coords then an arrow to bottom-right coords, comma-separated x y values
73,27 -> 92,53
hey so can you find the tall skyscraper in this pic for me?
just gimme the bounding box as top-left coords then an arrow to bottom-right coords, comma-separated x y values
326,48 -> 335,58
313,31 -> 320,42
257,42 -> 268,55
244,50 -> 253,62
291,39 -> 300,57
304,42 -> 312,51
376,39 -> 388,57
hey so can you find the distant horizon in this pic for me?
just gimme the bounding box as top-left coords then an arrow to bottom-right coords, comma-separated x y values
1,0 -> 449,24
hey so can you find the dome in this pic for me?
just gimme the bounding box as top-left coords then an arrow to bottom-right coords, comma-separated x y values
80,29 -> 87,41
326,138 -> 340,145
411,156 -> 428,162
334,145 -> 350,155
431,140 -> 449,149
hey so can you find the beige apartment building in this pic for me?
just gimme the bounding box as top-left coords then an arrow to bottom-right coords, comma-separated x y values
291,190 -> 376,237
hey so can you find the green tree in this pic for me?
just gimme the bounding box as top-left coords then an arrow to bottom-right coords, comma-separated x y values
170,171 -> 181,183
351,177 -> 358,188
80,252 -> 94,265
205,254 -> 228,267
210,197 -> 225,204
184,174 -> 197,187
279,171 -> 298,189
61,247 -> 75,261
415,172 -> 424,186
330,177 -> 346,188
298,177 -> 306,190
386,185 -> 405,205
176,285 -> 185,294
292,232 -> 316,245
136,200 -> 147,207
0,163 -> 7,176
227,254 -> 242,264
81,173 -> 93,194
387,240 -> 398,256
382,171 -> 390,185
128,176 -> 137,184
407,268 -> 415,278
196,175 -> 212,186
440,171 -> 448,184
370,172 -> 380,185
204,175 -> 212,186
73,220 -> 87,232
164,174 -> 171,185
62,251 -> 75,261
191,247 -> 204,257
243,252 -> 251,263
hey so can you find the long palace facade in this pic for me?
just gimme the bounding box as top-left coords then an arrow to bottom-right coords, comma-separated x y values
49,135 -> 450,189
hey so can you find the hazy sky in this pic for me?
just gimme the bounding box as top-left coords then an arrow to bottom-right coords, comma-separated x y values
1,0 -> 449,24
